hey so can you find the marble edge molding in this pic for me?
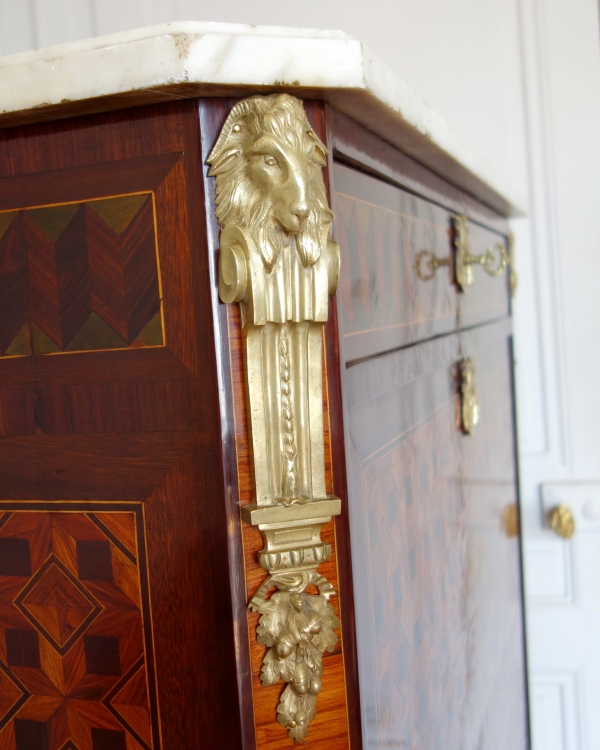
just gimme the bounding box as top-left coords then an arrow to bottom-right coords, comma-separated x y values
0,22 -> 527,216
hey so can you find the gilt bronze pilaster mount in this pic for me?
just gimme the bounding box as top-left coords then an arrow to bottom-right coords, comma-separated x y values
208,94 -> 341,743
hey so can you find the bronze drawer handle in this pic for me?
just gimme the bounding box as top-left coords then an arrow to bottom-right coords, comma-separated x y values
415,214 -> 509,292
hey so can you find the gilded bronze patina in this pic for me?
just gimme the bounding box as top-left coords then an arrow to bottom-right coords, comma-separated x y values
459,357 -> 480,435
453,214 -> 508,291
415,213 -> 508,292
550,504 -> 576,539
208,93 -> 341,743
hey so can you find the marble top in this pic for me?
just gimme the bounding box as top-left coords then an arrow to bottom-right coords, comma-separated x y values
0,22 -> 525,215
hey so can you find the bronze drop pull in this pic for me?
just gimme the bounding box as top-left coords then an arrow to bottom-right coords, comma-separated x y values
459,357 -> 479,435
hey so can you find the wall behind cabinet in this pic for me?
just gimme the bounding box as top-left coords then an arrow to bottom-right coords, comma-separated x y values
0,0 -> 527,207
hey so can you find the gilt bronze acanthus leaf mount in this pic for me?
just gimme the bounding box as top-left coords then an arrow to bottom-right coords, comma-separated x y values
208,93 -> 341,743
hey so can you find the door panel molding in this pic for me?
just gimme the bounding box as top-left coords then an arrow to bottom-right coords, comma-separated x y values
530,672 -> 583,750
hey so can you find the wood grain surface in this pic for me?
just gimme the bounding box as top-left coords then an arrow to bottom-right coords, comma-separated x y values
342,320 -> 528,749
329,109 -> 527,750
0,100 -> 244,749
227,303 -> 351,750
331,161 -> 511,363
0,503 -> 160,750
0,193 -> 162,356
328,106 -> 509,234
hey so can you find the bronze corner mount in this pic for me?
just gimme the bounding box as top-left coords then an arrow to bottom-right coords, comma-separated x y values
208,93 -> 341,743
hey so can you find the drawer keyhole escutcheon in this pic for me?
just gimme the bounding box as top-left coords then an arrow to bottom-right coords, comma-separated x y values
459,357 -> 480,435
415,214 -> 509,292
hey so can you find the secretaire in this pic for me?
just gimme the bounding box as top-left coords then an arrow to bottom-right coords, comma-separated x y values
0,23 -> 529,750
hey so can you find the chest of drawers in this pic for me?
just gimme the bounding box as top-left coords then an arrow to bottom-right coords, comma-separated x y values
0,23 -> 528,750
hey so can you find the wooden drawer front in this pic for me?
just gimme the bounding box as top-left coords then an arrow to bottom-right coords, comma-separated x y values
332,162 -> 511,363
333,162 -> 456,363
343,318 -> 528,749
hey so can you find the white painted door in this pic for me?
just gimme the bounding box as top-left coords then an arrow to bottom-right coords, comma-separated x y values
525,483 -> 600,750
514,0 -> 600,748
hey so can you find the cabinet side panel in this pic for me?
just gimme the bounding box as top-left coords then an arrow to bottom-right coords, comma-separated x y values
0,101 -> 244,749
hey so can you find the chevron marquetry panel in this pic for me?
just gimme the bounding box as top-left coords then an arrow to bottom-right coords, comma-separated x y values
0,194 -> 163,357
0,505 -> 160,750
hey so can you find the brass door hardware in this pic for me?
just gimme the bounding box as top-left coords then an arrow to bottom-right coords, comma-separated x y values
459,357 -> 479,434
549,504 -> 576,539
209,94 -> 341,743
502,503 -> 520,538
415,214 -> 508,292
453,215 -> 508,291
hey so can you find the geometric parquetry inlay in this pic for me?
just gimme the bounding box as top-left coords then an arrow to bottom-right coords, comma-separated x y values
0,506 -> 160,750
15,558 -> 102,655
0,193 -> 164,359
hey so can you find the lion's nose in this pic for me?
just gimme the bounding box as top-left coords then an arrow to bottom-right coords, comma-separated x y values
291,201 -> 309,221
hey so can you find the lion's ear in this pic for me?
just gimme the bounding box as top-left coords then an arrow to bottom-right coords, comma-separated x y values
311,145 -> 328,168
208,149 -> 241,176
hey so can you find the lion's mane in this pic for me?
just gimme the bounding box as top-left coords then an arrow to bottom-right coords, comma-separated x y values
207,94 -> 333,271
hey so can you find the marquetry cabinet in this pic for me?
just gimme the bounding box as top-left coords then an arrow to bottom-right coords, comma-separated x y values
329,110 -> 528,749
0,23 -> 529,750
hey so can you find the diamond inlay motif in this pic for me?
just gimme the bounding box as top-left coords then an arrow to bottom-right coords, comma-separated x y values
0,508 -> 160,749
0,663 -> 28,731
16,559 -> 101,653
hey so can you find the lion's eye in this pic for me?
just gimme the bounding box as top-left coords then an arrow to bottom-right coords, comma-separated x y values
264,155 -> 278,167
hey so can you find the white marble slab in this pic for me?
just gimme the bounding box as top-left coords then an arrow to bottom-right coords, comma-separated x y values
0,22 -> 525,215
